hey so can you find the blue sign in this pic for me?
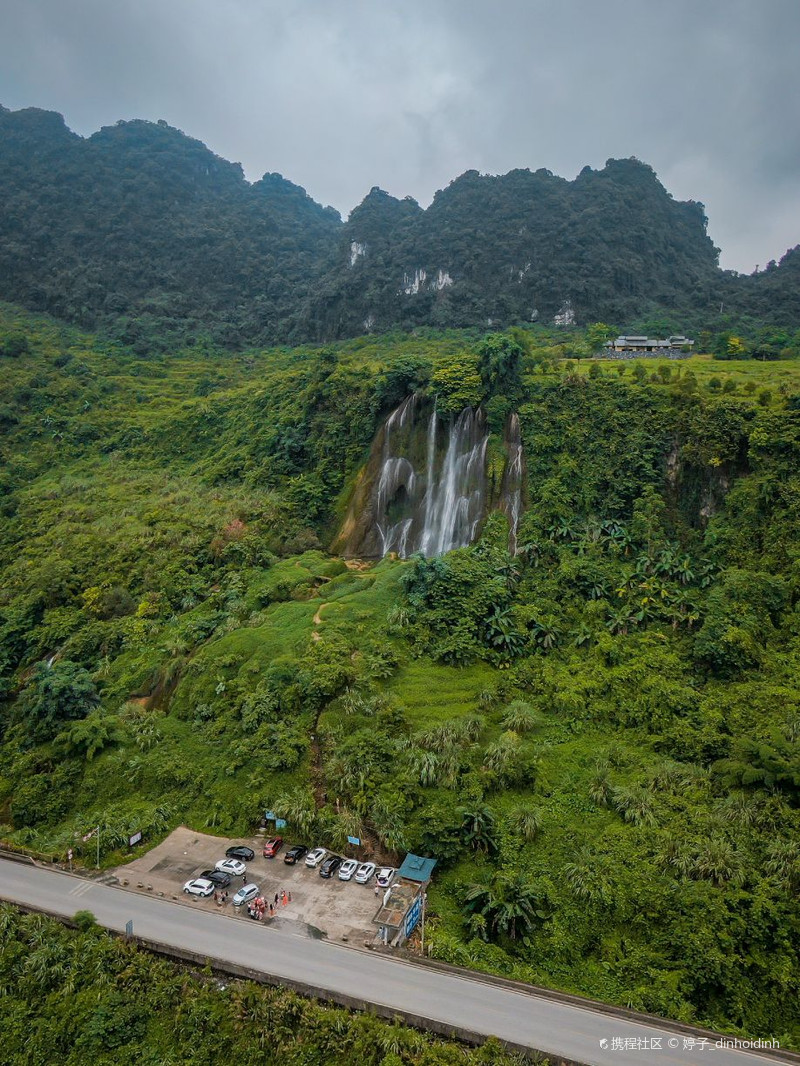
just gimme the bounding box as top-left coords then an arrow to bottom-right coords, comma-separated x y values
347,835 -> 361,846
403,894 -> 423,939
275,818 -> 287,829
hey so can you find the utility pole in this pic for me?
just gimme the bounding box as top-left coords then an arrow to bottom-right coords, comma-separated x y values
420,891 -> 427,956
96,826 -> 100,870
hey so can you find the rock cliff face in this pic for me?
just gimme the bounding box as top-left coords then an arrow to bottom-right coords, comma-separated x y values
335,395 -> 523,558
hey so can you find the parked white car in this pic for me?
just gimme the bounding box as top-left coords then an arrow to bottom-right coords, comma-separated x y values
338,858 -> 359,881
376,867 -> 395,888
354,861 -> 376,884
215,858 -> 246,877
232,883 -> 259,907
304,847 -> 327,868
183,878 -> 215,897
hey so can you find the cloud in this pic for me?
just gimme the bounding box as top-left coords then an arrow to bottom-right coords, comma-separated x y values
0,0 -> 797,271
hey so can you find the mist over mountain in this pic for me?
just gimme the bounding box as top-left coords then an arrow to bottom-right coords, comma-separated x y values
1,105 -> 798,348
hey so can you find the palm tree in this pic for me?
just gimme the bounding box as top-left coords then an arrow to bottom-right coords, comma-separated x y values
370,797 -> 408,854
272,787 -> 316,838
611,786 -> 658,828
691,839 -> 745,887
674,555 -> 696,585
483,604 -> 526,659
764,841 -> 800,890
463,871 -> 546,941
656,834 -> 688,875
614,528 -> 636,556
408,748 -> 440,787
531,617 -> 561,651
573,622 -> 594,647
500,700 -> 541,734
457,714 -> 486,742
517,540 -> 543,567
56,713 -> 125,761
600,519 -> 624,544
482,731 -> 522,784
605,606 -> 634,636
328,808 -> 364,851
555,518 -> 579,543
713,791 -> 768,830
589,762 -> 613,807
460,806 -> 498,856
563,846 -> 610,902
510,806 -> 543,842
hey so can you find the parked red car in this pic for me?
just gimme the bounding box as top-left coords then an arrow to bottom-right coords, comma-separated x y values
263,836 -> 284,858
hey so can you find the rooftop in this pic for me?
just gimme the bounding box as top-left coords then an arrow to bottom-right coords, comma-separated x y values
398,853 -> 437,883
373,880 -> 418,929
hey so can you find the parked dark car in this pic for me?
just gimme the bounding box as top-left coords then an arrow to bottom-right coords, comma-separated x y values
320,854 -> 342,878
283,844 -> 308,865
200,869 -> 231,888
263,836 -> 283,858
225,845 -> 255,862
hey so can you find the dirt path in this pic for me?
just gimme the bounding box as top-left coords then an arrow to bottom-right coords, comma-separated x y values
311,600 -> 334,641
309,724 -> 326,809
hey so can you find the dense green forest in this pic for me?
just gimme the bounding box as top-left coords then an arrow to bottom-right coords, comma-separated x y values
0,906 -> 528,1065
1,302 -> 799,1048
1,104 -> 799,349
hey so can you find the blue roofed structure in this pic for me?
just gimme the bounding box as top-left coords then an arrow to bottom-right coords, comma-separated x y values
397,853 -> 437,884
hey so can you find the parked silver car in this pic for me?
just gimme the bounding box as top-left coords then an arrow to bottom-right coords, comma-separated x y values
183,878 -> 215,897
354,861 -> 376,884
232,883 -> 260,907
338,858 -> 359,881
215,858 -> 246,877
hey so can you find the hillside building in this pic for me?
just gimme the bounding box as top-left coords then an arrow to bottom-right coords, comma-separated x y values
604,334 -> 694,356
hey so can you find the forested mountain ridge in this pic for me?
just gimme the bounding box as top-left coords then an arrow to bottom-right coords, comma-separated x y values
1,104 -> 798,348
0,105 -> 341,351
309,160 -> 721,337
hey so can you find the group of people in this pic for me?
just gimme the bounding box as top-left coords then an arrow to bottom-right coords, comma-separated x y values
247,890 -> 291,921
213,890 -> 228,905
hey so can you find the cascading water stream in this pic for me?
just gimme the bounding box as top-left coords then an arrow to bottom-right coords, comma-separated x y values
501,412 -> 523,555
338,395 -> 523,559
421,407 -> 488,557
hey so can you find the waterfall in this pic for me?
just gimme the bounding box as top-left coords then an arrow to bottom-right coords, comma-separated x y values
500,412 -> 523,555
419,403 -> 438,556
337,396 -> 523,559
420,407 -> 488,557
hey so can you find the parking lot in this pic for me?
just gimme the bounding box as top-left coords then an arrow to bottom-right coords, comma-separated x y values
111,827 -> 382,943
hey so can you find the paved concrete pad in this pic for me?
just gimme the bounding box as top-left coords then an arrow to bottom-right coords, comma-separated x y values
114,826 -> 378,942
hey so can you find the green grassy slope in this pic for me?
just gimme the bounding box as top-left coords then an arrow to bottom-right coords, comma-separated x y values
1,304 -> 799,1043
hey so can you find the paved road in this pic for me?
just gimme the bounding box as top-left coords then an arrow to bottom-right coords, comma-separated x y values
0,861 -> 790,1066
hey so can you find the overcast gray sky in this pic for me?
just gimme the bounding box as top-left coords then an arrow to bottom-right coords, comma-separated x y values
1,0 -> 798,272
